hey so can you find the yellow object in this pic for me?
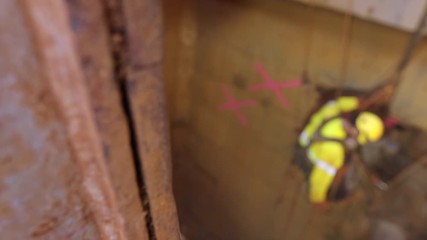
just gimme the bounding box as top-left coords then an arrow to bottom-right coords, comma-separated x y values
299,96 -> 384,203
309,141 -> 345,167
299,96 -> 359,147
336,96 -> 359,111
356,111 -> 384,144
320,118 -> 346,140
299,96 -> 358,203
309,165 -> 335,203
308,141 -> 345,203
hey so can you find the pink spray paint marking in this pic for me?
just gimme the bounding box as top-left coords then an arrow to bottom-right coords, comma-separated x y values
251,62 -> 302,109
218,85 -> 257,127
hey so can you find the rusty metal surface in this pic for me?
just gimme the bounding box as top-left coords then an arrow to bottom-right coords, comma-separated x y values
65,0 -> 149,239
21,0 -> 128,239
0,0 -> 101,239
122,0 -> 182,239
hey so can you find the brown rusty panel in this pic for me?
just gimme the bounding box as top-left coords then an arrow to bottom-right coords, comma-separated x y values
122,0 -> 182,239
21,0 -> 128,239
123,0 -> 163,67
65,0 -> 149,239
126,68 -> 181,240
0,0 -> 100,239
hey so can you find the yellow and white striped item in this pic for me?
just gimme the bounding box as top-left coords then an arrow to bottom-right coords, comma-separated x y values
299,96 -> 358,203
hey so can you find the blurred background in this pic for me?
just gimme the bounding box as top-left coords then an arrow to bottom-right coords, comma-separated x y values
2,0 -> 427,239
164,0 -> 427,239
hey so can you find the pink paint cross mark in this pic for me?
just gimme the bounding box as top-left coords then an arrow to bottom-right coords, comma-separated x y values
218,85 -> 257,127
250,62 -> 302,109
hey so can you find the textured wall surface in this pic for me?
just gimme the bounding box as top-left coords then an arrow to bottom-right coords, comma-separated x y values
0,0 -> 101,238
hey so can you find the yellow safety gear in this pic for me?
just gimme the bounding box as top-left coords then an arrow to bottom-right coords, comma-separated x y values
299,96 -> 359,147
299,96 -> 358,203
299,96 -> 384,203
299,96 -> 359,203
308,141 -> 345,203
356,112 -> 384,145
320,118 -> 346,140
309,166 -> 335,203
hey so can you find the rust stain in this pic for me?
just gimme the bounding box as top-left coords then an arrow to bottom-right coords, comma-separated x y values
66,0 -> 149,238
21,0 -> 128,239
31,216 -> 60,237
0,0 -> 100,238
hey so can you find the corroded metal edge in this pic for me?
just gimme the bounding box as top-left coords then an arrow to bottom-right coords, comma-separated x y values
21,0 -> 128,239
122,0 -> 182,239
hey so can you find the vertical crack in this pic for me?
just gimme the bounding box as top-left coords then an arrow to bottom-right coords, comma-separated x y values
101,0 -> 156,239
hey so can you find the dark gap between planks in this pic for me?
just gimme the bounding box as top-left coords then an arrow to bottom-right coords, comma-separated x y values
101,0 -> 157,239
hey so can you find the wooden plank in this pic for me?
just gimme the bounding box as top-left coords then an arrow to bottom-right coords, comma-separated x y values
21,0 -> 128,239
65,0 -> 149,239
121,0 -> 182,239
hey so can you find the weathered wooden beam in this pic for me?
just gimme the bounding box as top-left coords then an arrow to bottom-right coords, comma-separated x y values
21,0 -> 128,239
121,0 -> 182,239
65,0 -> 149,239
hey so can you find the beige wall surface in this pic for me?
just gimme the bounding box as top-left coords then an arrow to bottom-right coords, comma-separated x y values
294,0 -> 427,32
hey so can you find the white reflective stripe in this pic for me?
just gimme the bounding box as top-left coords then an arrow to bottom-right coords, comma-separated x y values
315,160 -> 337,176
299,131 -> 309,146
325,100 -> 336,106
